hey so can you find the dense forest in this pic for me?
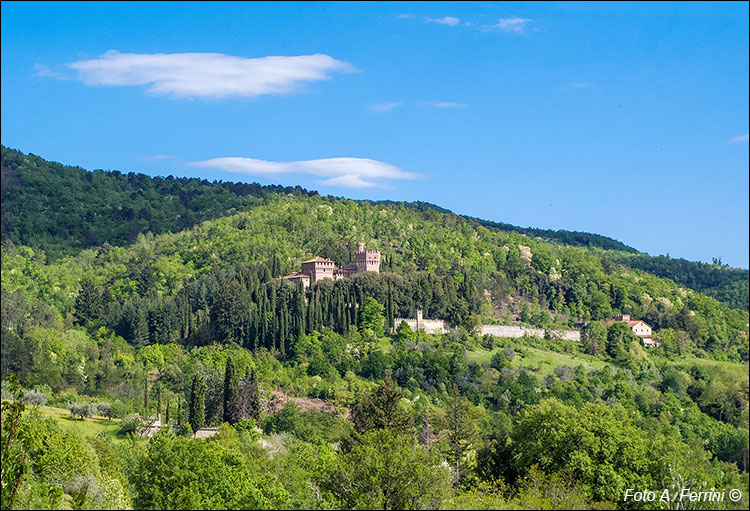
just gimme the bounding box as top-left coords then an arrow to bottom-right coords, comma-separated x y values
3,146 -> 746,310
2,147 -> 748,510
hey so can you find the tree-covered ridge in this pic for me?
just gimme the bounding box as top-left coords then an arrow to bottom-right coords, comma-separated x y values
2,145 -> 747,311
607,253 -> 749,311
3,192 -> 748,363
0,146 -> 315,260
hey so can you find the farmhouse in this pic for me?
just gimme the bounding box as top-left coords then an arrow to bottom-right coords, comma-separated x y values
613,314 -> 659,347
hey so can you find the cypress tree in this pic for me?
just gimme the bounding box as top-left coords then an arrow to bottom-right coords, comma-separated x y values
177,396 -> 182,426
157,383 -> 162,422
248,368 -> 260,419
143,373 -> 149,413
223,357 -> 239,424
165,400 -> 171,425
189,373 -> 206,432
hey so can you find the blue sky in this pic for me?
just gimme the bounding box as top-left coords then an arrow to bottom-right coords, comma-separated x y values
2,1 -> 748,268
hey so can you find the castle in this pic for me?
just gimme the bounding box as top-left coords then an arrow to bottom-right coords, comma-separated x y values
282,242 -> 380,286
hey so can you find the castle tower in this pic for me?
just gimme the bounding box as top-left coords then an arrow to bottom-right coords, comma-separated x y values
301,257 -> 335,282
355,242 -> 380,273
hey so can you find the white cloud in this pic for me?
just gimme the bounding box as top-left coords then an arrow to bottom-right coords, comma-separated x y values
570,81 -> 593,88
63,50 -> 354,99
369,102 -> 403,113
34,63 -> 70,80
190,156 -> 422,189
422,101 -> 467,109
729,134 -> 749,143
396,14 -> 414,19
143,154 -> 175,161
492,17 -> 533,34
425,16 -> 461,27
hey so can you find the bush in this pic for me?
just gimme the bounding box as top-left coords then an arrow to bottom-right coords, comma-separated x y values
23,389 -> 48,408
95,402 -> 113,418
69,402 -> 94,420
108,400 -> 129,419
120,414 -> 146,434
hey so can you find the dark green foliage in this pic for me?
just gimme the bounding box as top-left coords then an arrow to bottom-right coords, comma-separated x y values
189,373 -> 206,432
351,375 -> 413,437
611,253 -> 749,311
1,375 -> 27,510
223,357 -> 239,424
1,145 -> 315,261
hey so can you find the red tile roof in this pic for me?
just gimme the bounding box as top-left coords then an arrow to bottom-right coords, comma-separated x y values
301,257 -> 334,263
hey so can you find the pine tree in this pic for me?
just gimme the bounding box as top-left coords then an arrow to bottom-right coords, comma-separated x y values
189,373 -> 206,432
223,357 -> 239,424
177,396 -> 182,426
165,399 -> 171,425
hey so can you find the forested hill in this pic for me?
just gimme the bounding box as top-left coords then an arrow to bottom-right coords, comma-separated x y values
1,145 -> 635,256
1,145 -> 747,311
0,146 -> 316,259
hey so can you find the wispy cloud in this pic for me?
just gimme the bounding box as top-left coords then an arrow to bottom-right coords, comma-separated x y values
490,17 -> 533,34
425,16 -> 461,27
190,157 -> 422,189
369,102 -> 403,113
421,101 -> 467,109
56,50 -> 354,99
143,154 -> 175,161
570,81 -> 594,88
33,63 -> 69,80
396,14 -> 414,20
729,134 -> 749,143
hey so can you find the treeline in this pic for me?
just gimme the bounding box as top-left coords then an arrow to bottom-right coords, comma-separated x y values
0,145 -> 316,260
3,145 -> 747,313
72,261 -> 485,357
610,253 -> 749,311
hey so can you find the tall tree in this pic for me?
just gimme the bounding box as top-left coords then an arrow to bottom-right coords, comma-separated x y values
189,373 -> 206,432
445,388 -> 479,487
223,357 -> 239,424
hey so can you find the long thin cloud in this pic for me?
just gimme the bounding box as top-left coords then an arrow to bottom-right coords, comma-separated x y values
61,50 -> 354,99
425,16 -> 461,26
422,101 -> 467,109
369,102 -> 403,113
729,134 -> 749,143
490,17 -> 533,34
190,157 -> 422,189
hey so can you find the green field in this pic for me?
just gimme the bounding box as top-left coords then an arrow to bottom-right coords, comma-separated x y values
467,344 -> 608,374
26,405 -> 126,442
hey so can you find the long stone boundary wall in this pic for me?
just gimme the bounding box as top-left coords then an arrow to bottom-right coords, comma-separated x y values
480,324 -> 580,342
394,318 -> 580,341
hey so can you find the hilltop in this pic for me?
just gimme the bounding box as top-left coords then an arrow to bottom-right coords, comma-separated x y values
2,146 -> 747,311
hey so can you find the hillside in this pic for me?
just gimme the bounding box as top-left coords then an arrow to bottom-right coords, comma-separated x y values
3,146 -> 746,312
2,147 -> 749,510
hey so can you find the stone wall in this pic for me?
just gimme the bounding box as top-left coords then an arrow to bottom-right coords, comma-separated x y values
394,318 -> 448,334
394,317 -> 580,341
481,324 -> 580,341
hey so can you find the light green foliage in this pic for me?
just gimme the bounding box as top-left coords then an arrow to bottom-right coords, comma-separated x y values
513,399 -> 657,502
323,430 -> 452,510
129,429 -> 289,510
359,296 -> 385,337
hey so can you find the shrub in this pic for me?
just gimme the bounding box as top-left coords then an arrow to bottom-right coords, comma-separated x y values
69,402 -> 94,420
23,389 -> 48,408
120,414 -> 146,434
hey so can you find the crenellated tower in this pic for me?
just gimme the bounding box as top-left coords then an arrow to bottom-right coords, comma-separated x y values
355,242 -> 380,273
